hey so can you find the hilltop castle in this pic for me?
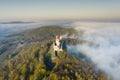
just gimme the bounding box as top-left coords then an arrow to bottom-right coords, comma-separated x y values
53,35 -> 63,57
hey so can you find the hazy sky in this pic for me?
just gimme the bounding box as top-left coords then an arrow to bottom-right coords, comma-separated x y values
0,0 -> 120,21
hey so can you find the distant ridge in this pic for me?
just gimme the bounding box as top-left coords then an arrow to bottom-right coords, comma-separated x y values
0,21 -> 34,24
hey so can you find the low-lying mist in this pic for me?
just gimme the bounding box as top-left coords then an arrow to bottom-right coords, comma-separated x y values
0,20 -> 69,37
67,22 -> 120,80
0,22 -> 42,37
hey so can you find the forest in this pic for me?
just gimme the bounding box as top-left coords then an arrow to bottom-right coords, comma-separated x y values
0,26 -> 106,80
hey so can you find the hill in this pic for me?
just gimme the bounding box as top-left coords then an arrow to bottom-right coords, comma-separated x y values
0,25 -> 106,80
0,40 -> 106,80
0,25 -> 77,65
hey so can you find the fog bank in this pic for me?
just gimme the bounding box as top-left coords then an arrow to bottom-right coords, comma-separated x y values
68,22 -> 120,80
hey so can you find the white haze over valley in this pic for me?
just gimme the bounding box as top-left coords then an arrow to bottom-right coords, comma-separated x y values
67,22 -> 120,80
0,22 -> 40,37
0,20 -> 68,37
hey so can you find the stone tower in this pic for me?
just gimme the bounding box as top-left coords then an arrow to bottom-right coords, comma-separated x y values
53,35 -> 63,57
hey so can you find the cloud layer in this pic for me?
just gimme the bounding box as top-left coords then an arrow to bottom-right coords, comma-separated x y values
68,22 -> 120,80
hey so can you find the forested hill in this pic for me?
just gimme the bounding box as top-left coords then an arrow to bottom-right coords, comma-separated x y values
23,25 -> 76,42
0,26 -> 77,64
0,26 -> 106,80
7,25 -> 77,43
